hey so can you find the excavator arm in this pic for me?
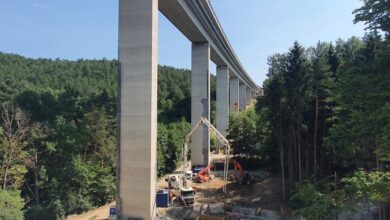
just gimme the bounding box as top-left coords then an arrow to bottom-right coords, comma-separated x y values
234,160 -> 244,178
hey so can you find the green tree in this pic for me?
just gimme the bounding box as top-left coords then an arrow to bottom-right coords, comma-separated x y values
290,181 -> 347,220
0,102 -> 36,190
0,190 -> 24,220
343,170 -> 390,219
353,0 -> 390,33
227,107 -> 259,156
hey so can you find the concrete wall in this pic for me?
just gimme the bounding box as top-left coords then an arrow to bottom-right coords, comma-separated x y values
117,0 -> 158,219
191,42 -> 210,166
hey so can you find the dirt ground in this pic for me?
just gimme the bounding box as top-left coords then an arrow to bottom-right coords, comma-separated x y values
66,202 -> 114,220
157,170 -> 284,219
65,154 -> 284,220
195,173 -> 283,210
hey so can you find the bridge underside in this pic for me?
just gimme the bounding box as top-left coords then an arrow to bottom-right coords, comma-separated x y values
117,0 -> 259,219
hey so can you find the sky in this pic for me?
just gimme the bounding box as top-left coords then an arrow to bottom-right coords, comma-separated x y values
0,0 -> 366,85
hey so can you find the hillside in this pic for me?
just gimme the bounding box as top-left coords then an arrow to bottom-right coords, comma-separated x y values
0,52 -> 215,218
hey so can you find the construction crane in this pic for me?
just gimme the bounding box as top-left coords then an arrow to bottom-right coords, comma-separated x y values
182,117 -> 230,194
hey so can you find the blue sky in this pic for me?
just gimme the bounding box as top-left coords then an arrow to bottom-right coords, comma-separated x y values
0,0 -> 366,84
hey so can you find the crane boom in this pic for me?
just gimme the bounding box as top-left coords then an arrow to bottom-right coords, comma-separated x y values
182,117 -> 230,193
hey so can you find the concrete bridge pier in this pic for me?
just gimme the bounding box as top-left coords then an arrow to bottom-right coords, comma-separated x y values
251,89 -> 257,103
239,82 -> 247,111
229,76 -> 240,113
117,0 -> 158,219
191,42 -> 211,167
246,87 -> 252,106
216,65 -> 230,152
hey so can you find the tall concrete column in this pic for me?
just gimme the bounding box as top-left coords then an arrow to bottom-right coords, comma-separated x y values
191,42 -> 210,167
118,0 -> 158,219
216,65 -> 229,151
239,82 -> 246,111
229,76 -> 239,113
246,87 -> 252,106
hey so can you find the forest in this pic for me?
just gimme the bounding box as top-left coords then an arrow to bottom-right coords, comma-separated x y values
0,53 -> 217,218
227,1 -> 389,219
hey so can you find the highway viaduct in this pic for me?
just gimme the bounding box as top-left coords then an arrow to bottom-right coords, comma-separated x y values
117,0 -> 260,219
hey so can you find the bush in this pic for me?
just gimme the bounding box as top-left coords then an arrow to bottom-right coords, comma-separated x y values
0,190 -> 24,220
290,181 -> 347,220
25,202 -> 63,220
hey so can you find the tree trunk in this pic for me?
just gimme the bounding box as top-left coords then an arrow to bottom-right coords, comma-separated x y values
288,127 -> 294,187
280,127 -> 286,201
375,137 -> 381,171
33,149 -> 40,205
292,128 -> 297,181
297,120 -> 302,181
305,137 -> 309,178
33,168 -> 40,205
2,167 -> 8,190
313,89 -> 319,178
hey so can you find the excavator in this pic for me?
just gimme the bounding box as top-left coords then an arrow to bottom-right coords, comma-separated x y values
233,160 -> 244,180
195,164 -> 214,183
232,160 -> 254,185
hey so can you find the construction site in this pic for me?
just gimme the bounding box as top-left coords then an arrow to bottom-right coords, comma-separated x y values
155,157 -> 284,220
153,117 -> 284,220
67,118 -> 287,220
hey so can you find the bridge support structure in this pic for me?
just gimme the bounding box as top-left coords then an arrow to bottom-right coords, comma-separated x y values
216,65 -> 230,152
239,82 -> 247,111
191,42 -> 211,167
117,0 -> 260,219
117,0 -> 158,219
246,87 -> 252,106
229,76 -> 240,113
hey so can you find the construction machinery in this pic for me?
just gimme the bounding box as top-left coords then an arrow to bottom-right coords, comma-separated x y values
178,187 -> 195,206
231,160 -> 254,185
195,164 -> 214,183
182,117 -> 230,193
233,160 -> 244,180
165,174 -> 180,189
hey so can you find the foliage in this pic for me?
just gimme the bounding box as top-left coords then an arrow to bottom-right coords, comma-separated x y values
325,33 -> 390,169
157,121 -> 191,176
0,103 -> 35,190
342,170 -> 390,204
0,190 -> 24,220
254,2 -> 390,217
353,0 -> 390,33
290,181 -> 347,220
0,52 -> 203,217
227,107 -> 259,156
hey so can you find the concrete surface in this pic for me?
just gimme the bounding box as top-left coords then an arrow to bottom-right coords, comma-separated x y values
158,0 -> 259,90
191,42 -> 211,167
117,0 -> 260,218
118,0 -> 158,219
239,82 -> 246,112
229,76 -> 240,113
216,65 -> 229,142
246,87 -> 252,106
